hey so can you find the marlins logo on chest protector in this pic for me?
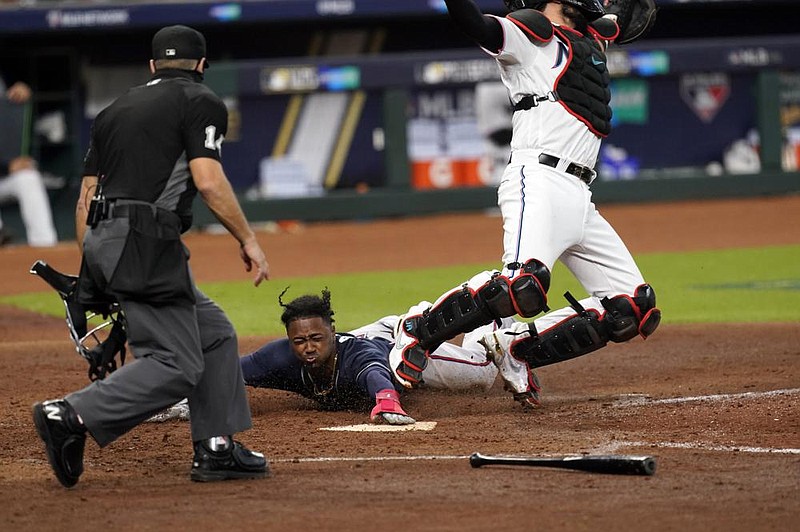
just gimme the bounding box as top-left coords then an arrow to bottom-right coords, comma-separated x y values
552,28 -> 612,137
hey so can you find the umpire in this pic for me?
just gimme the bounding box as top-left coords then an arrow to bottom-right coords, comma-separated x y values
32,25 -> 270,487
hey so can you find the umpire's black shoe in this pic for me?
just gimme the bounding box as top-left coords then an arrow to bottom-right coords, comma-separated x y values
32,399 -> 87,488
190,439 -> 270,482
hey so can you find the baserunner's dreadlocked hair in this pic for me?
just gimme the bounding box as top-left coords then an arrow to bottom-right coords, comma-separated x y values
278,287 -> 335,328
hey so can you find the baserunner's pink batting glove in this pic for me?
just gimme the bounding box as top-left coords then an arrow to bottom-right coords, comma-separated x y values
370,389 -> 416,425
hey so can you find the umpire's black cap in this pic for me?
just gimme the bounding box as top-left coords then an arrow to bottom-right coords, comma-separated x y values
152,25 -> 210,68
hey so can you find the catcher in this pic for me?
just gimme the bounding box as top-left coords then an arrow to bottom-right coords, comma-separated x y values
390,0 -> 661,408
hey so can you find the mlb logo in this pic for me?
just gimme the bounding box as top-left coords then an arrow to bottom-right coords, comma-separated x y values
166,48 -> 176,57
680,73 -> 730,124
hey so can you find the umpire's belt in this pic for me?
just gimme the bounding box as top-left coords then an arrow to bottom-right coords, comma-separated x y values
105,199 -> 181,228
537,153 -> 595,184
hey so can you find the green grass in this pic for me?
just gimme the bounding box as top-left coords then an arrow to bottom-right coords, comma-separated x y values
637,245 -> 800,324
2,245 -> 798,337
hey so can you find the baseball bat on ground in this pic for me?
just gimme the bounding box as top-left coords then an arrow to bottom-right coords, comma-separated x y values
469,452 -> 656,476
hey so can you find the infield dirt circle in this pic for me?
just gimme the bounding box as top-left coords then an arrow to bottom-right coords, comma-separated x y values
1,196 -> 798,531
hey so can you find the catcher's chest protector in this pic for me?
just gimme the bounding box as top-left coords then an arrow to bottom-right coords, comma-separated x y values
553,28 -> 612,137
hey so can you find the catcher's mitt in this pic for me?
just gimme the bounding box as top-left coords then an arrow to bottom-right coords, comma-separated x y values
605,0 -> 657,45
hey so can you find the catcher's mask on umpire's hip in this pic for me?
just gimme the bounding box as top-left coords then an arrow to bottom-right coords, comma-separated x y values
30,260 -> 127,381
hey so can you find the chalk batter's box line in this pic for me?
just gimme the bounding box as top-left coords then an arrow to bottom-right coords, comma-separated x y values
612,387 -> 800,407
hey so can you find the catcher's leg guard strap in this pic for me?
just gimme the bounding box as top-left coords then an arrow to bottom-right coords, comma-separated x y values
412,259 -> 550,352
512,311 -> 609,368
408,288 -> 489,352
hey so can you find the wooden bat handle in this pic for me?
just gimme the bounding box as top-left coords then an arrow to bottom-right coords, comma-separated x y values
469,453 -> 656,476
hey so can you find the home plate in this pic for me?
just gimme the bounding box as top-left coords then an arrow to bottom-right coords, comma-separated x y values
320,422 -> 437,432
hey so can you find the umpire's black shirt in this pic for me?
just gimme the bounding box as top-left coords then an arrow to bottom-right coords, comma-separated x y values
83,69 -> 227,231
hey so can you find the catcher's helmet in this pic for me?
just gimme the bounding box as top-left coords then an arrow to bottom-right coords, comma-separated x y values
505,0 -> 605,21
504,0 -> 546,10
561,0 -> 605,20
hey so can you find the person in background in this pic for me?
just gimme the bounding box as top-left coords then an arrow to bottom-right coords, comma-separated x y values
0,76 -> 58,247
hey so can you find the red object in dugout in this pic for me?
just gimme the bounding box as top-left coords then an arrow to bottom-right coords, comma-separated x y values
411,158 -> 488,189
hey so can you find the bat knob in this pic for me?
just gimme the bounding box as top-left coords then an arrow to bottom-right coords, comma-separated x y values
642,457 -> 657,475
469,453 -> 483,468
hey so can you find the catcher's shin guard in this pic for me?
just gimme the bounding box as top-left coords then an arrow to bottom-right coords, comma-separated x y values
390,302 -> 432,387
511,285 -> 661,368
391,260 -> 550,386
417,260 -> 550,351
514,308 -> 610,368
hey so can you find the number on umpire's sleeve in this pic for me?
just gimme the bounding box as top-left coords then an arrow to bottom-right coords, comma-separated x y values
203,125 -> 223,153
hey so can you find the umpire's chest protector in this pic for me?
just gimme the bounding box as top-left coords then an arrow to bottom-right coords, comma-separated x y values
553,27 -> 612,137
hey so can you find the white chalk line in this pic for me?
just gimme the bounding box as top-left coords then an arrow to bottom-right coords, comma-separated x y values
600,387 -> 800,455
594,440 -> 800,455
612,387 -> 800,407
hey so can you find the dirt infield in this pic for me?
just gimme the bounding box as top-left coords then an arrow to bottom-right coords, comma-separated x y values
1,196 -> 798,531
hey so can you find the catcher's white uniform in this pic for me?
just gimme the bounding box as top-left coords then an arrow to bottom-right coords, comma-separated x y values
489,15 -> 645,331
389,3 -> 660,407
350,313 -> 511,391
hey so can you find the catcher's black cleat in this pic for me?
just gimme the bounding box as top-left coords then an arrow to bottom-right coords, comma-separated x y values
190,439 -> 269,482
32,399 -> 87,488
